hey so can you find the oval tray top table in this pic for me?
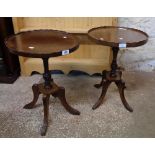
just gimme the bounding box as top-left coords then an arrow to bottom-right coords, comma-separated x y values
88,26 -> 148,112
5,29 -> 80,136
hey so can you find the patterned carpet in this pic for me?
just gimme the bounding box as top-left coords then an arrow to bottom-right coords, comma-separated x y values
0,72 -> 155,138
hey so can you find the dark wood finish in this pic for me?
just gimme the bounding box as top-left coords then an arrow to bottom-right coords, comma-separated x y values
93,47 -> 133,112
88,26 -> 148,112
5,30 -> 80,136
0,17 -> 20,83
5,30 -> 79,58
88,26 -> 148,47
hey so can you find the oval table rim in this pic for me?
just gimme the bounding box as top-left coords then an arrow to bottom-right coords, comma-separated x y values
88,26 -> 149,48
5,29 -> 80,58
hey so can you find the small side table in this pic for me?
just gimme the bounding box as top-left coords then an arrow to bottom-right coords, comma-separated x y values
88,26 -> 148,112
5,30 -> 80,136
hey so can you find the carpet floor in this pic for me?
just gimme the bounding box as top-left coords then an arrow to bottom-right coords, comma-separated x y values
0,71 -> 155,138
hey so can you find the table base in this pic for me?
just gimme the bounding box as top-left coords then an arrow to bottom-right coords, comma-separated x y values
24,81 -> 80,136
93,69 -> 133,112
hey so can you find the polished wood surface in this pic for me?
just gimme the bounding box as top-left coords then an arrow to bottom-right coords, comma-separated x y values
88,26 -> 148,112
88,26 -> 148,47
5,30 -> 79,58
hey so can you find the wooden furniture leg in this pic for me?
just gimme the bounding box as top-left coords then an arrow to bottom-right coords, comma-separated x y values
93,80 -> 111,110
52,86 -> 80,115
93,47 -> 133,112
23,84 -> 40,109
41,95 -> 50,136
23,57 -> 80,136
115,80 -> 133,112
94,70 -> 107,88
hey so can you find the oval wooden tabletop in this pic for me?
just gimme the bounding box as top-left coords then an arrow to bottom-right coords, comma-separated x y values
88,26 -> 148,47
5,29 -> 79,58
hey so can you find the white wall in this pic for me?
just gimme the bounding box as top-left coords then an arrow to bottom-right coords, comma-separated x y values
118,17 -> 155,71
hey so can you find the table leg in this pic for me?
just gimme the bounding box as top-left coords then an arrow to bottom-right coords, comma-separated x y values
40,95 -> 50,136
93,80 -> 111,110
24,57 -> 80,136
23,84 -> 40,109
115,80 -> 133,112
94,70 -> 107,89
52,86 -> 80,115
93,47 -> 133,112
